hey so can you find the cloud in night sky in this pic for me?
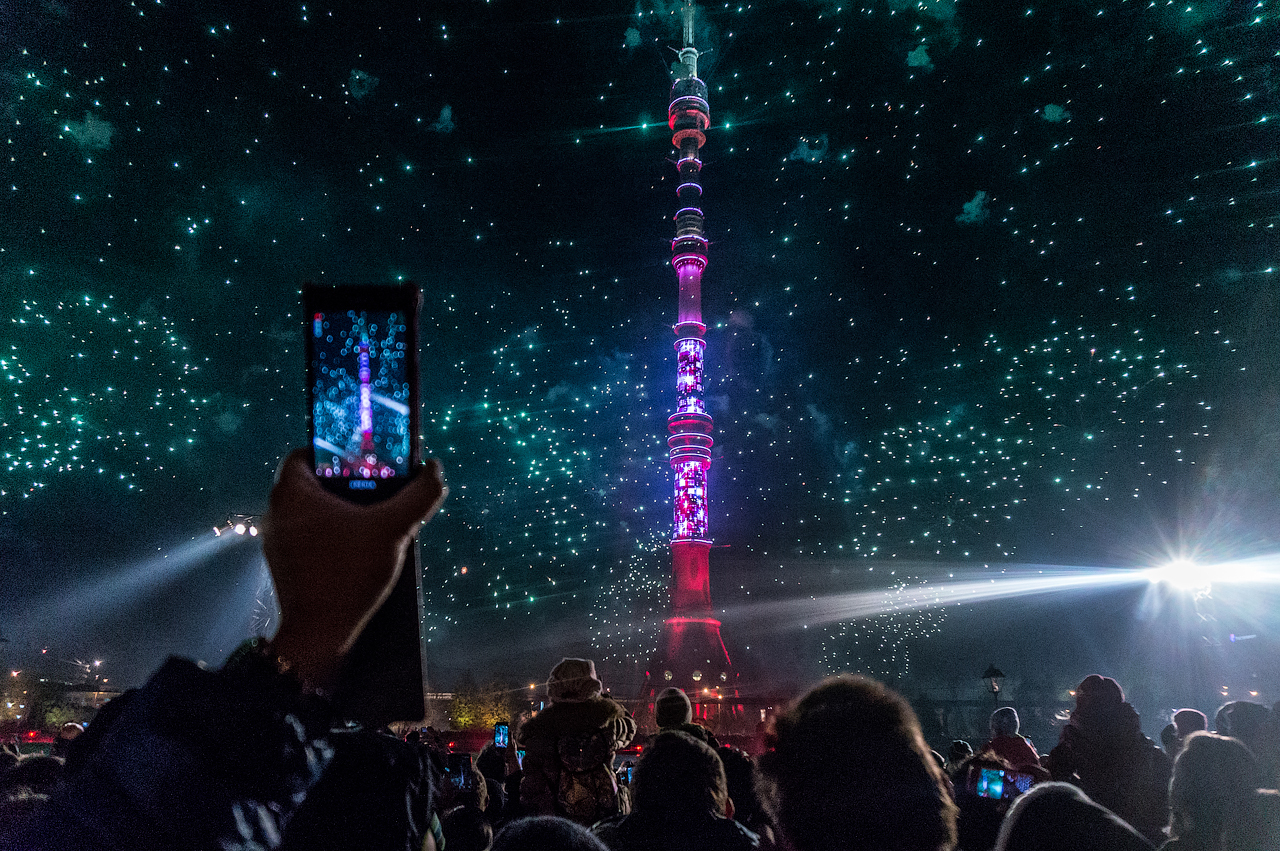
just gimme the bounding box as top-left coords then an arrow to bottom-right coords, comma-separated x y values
431,105 -> 455,133
955,190 -> 990,225
753,413 -> 779,433
63,112 -> 114,150
216,411 -> 243,435
347,69 -> 379,100
1041,104 -> 1072,122
788,134 -> 829,163
806,404 -> 834,439
907,44 -> 934,72
623,27 -> 642,48
837,441 -> 860,471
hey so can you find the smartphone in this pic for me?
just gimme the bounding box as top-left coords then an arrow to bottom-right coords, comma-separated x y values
494,722 -> 510,749
302,282 -> 428,727
447,752 -> 475,791
304,282 -> 422,504
973,766 -> 1007,799
971,766 -> 1030,800
516,748 -> 525,768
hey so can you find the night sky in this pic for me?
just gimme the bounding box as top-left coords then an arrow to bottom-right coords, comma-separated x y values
2,0 -> 1277,709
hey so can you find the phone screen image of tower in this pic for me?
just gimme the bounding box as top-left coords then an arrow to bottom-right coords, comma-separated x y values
310,309 -> 412,481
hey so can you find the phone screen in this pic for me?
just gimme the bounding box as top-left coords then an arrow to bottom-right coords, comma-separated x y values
975,767 -> 1006,799
309,306 -> 411,484
494,723 -> 510,749
304,283 -> 421,503
447,752 -> 475,791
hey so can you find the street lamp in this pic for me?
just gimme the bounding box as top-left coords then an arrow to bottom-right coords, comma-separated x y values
981,664 -> 1005,707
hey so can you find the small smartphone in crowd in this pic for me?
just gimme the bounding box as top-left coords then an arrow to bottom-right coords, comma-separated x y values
446,752 -> 476,791
973,766 -> 1007,799
516,748 -> 526,768
971,766 -> 1035,800
302,282 -> 427,727
494,722 -> 510,749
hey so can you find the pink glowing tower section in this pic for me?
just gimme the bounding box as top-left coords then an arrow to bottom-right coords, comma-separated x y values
646,0 -> 738,723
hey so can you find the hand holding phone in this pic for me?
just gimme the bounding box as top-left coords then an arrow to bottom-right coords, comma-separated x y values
261,450 -> 445,695
291,282 -> 437,725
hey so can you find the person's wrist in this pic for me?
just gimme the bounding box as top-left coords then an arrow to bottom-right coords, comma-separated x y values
267,624 -> 350,695
224,634 -> 337,698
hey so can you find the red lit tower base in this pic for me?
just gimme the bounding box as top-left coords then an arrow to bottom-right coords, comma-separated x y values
644,0 -> 739,728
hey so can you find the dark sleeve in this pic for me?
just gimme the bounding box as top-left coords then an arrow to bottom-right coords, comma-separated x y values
1045,738 -> 1076,782
603,701 -> 637,750
590,815 -> 628,850
4,656 -> 335,851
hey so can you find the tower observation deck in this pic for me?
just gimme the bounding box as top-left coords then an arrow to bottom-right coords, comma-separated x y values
644,0 -> 739,727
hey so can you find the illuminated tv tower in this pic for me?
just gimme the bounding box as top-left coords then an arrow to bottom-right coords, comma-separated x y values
646,0 -> 737,721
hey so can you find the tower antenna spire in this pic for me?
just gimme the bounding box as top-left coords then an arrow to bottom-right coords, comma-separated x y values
677,0 -> 699,79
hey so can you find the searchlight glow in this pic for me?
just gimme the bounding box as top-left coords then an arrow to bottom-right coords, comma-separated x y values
1144,559 -> 1208,591
1143,554 -> 1280,592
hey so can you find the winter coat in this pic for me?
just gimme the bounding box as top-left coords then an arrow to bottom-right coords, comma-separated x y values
593,811 -> 760,851
658,721 -> 720,750
1046,701 -> 1171,845
1,656 -> 432,851
982,733 -> 1041,769
518,694 -> 637,826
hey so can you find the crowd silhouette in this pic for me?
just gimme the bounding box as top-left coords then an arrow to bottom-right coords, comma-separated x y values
2,452 -> 1278,850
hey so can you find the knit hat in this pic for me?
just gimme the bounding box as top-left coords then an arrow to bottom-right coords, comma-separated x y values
1226,701 -> 1270,739
547,658 -> 603,703
1074,675 -> 1124,714
655,687 -> 693,728
1173,708 -> 1208,737
990,706 -> 1020,736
